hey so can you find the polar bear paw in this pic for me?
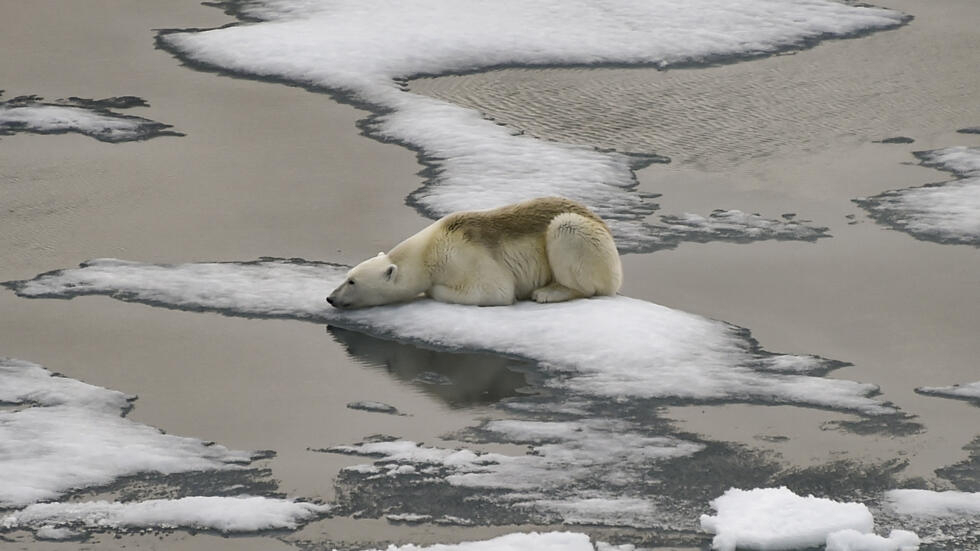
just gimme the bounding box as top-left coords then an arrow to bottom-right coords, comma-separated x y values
531,283 -> 583,304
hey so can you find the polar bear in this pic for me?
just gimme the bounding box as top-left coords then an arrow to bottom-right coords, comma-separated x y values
326,197 -> 622,309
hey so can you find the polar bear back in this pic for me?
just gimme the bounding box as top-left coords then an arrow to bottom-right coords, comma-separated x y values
439,197 -> 609,250
425,197 -> 619,302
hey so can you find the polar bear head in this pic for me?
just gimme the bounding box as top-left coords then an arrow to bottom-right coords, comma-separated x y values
327,252 -> 407,309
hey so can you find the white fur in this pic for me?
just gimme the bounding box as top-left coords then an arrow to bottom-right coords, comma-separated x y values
327,198 -> 622,308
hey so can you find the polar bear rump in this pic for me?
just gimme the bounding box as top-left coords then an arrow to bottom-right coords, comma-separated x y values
327,197 -> 622,308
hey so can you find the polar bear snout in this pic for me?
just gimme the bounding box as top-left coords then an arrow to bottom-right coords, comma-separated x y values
326,295 -> 349,309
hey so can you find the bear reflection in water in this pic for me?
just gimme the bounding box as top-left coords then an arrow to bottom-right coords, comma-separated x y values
327,326 -> 533,407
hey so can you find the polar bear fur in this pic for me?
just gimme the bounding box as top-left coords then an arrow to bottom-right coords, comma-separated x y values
327,197 -> 622,308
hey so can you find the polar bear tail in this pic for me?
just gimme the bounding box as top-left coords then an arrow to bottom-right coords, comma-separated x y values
545,212 -> 623,297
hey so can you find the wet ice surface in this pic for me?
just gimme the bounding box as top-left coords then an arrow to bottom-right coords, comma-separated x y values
157,0 -> 906,252
0,358 -> 326,539
855,147 -> 980,246
0,93 -> 182,143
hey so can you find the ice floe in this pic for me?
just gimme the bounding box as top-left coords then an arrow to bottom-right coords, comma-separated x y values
160,0 -> 904,251
699,487 -> 876,551
0,357 -> 251,508
0,496 -> 328,534
825,529 -> 920,551
916,381 -> 980,405
0,94 -> 181,143
358,531 -> 595,551
855,147 -> 980,246
885,489 -> 980,518
5,258 -> 894,414
32,525 -> 79,541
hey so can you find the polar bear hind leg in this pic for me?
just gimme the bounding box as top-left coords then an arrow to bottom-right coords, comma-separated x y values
532,212 -> 622,303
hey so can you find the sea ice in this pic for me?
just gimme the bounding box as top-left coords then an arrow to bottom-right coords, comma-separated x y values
160,0 -> 904,251
916,381 -> 980,404
0,94 -> 181,143
855,147 -> 980,246
0,496 -> 329,533
825,529 -> 920,551
0,358 -> 251,507
329,417 -> 702,528
357,531 -> 595,551
5,258 -> 894,414
885,489 -> 980,518
699,487 -> 875,551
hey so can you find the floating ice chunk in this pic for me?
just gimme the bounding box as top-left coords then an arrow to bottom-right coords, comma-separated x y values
0,496 -> 328,533
386,513 -> 432,523
358,531 -> 595,551
347,401 -> 402,415
855,147 -> 980,246
5,259 -> 894,415
0,94 -> 181,143
825,528 -> 920,551
0,358 -> 251,507
699,487 -> 874,551
916,381 -> 980,404
33,525 -> 80,541
160,0 -> 903,251
342,464 -> 382,475
885,489 -> 980,518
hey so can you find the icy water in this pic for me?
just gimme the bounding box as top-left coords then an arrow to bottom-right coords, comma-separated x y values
1,0 -> 979,550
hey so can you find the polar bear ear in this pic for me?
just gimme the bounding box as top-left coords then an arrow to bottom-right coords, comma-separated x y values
384,264 -> 397,281
377,252 -> 385,257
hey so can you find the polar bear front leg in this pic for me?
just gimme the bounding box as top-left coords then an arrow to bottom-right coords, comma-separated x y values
531,282 -> 584,303
428,283 -> 516,306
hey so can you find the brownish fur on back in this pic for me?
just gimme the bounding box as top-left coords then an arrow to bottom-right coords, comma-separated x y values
441,197 -> 608,249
